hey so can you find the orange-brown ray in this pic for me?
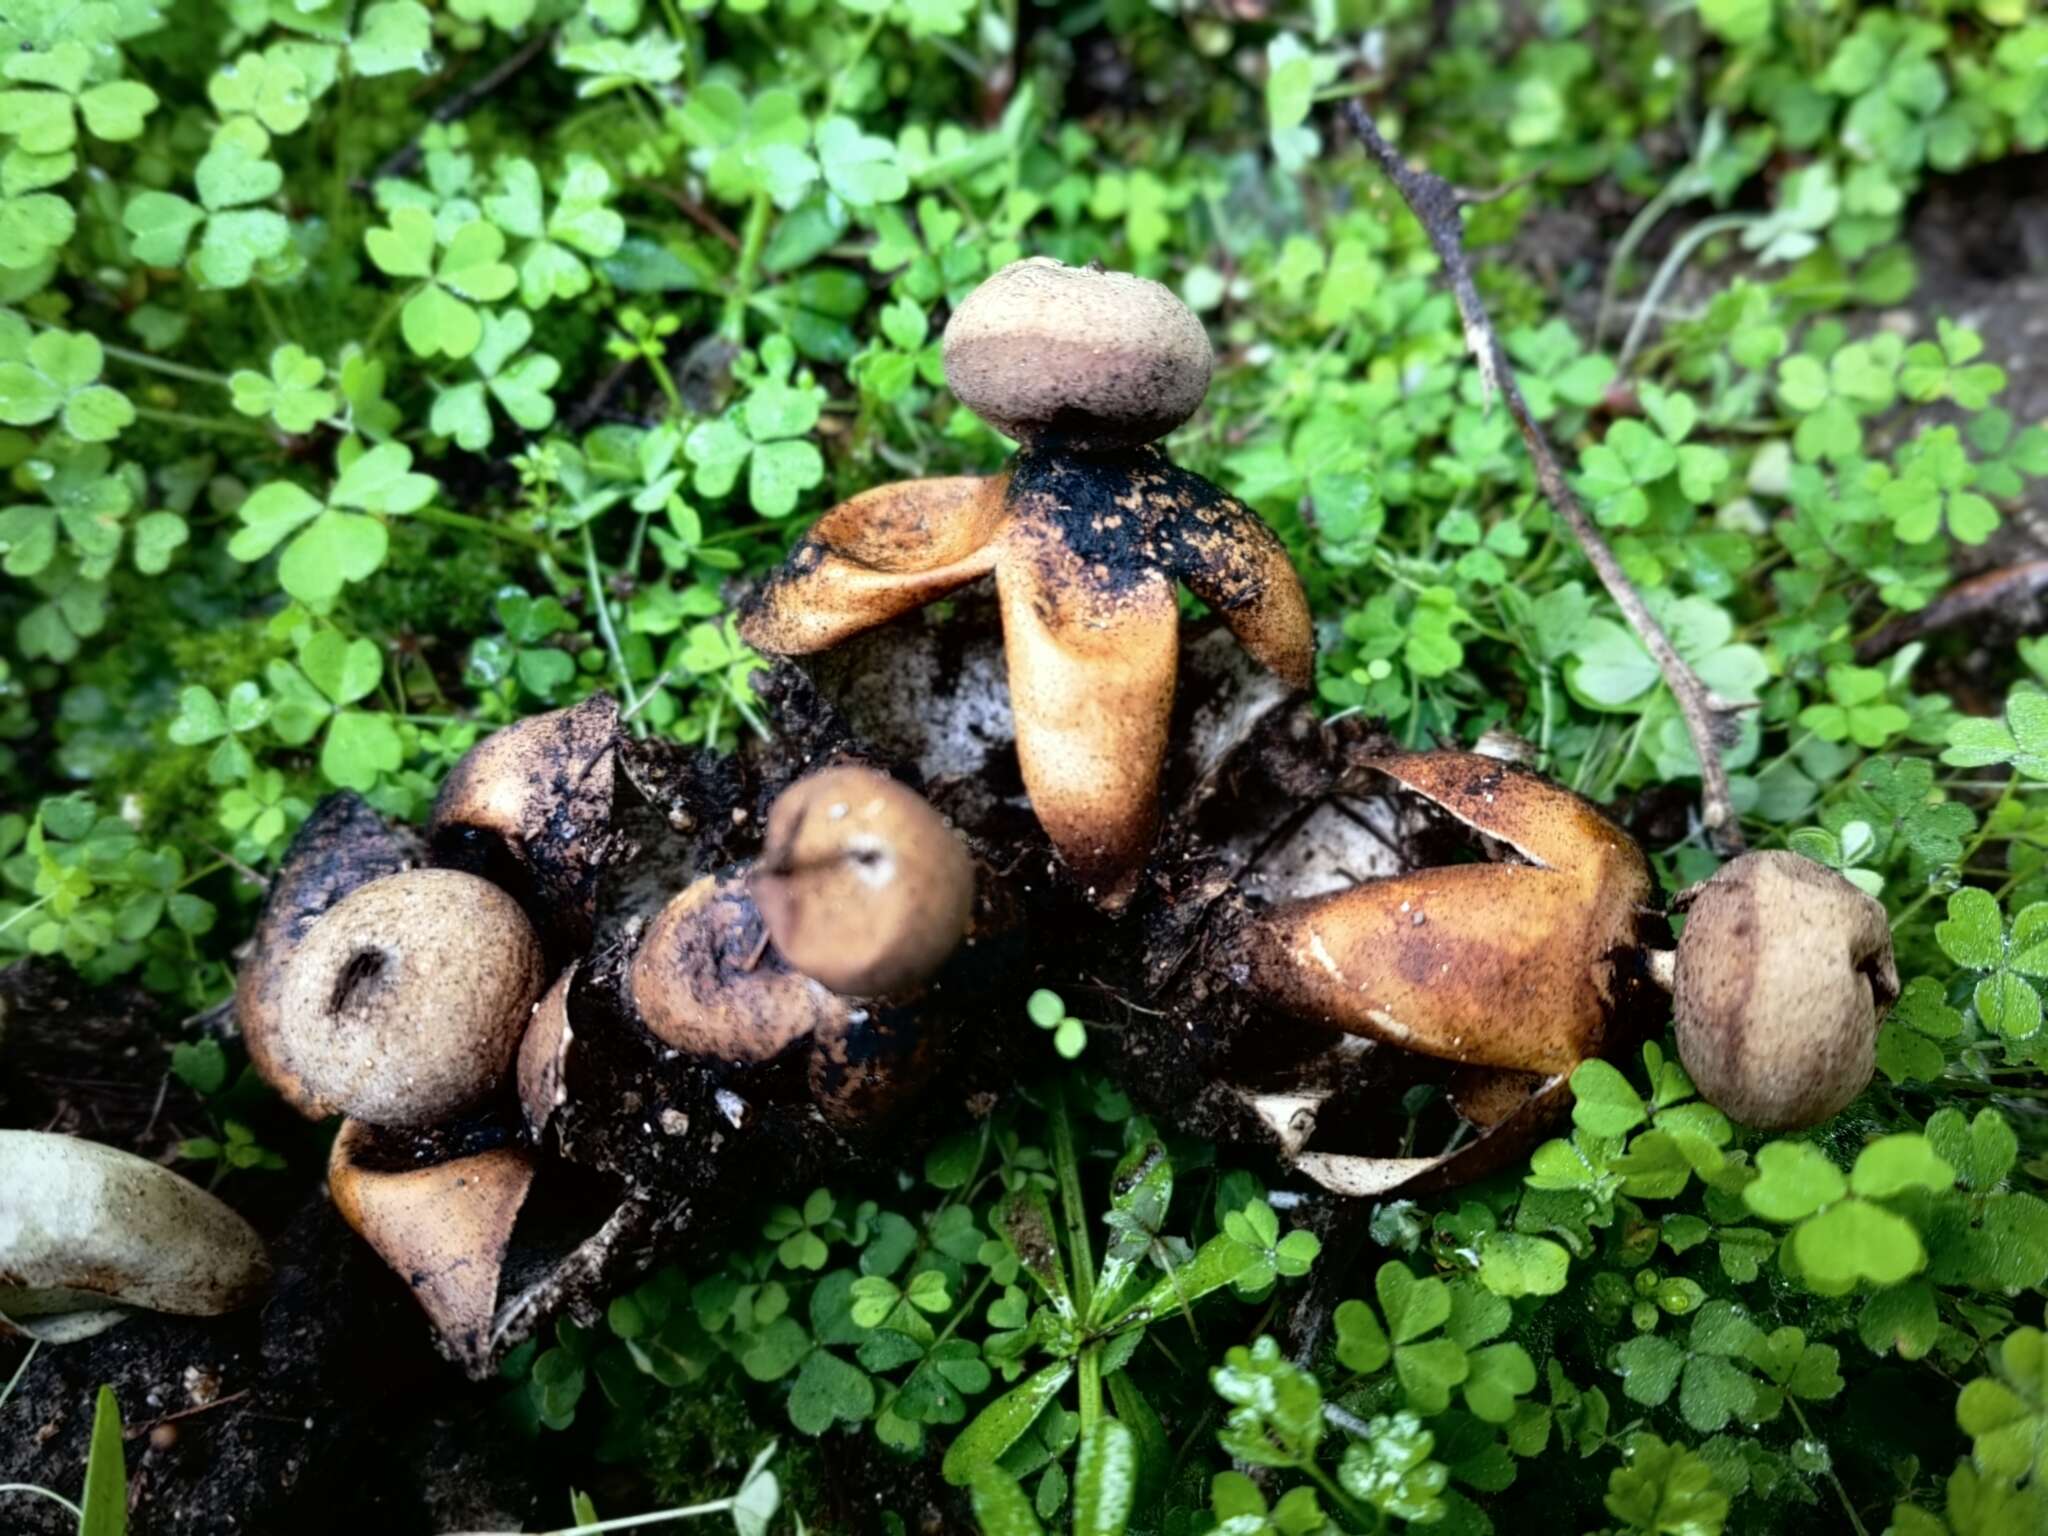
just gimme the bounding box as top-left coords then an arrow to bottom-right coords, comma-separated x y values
1244,862 -> 1617,1075
1166,484 -> 1314,690
739,475 -> 1011,655
994,516 -> 1180,910
1367,750 -> 1651,891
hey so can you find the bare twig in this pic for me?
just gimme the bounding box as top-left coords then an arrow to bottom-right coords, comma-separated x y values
366,29 -> 557,187
1340,100 -> 1747,849
1855,560 -> 2048,663
639,182 -> 744,251
124,1389 -> 250,1440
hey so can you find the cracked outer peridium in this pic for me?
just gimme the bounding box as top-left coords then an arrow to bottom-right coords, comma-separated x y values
1243,751 -> 1655,1075
327,1120 -> 535,1364
738,449 -> 1312,907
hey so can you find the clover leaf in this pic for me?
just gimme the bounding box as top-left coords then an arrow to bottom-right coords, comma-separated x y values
1568,593 -> 1766,721
227,441 -> 437,608
484,155 -> 626,308
684,336 -> 825,517
0,440 -> 166,595
1943,687 -> 2048,781
1774,330 -> 1902,462
0,37 -> 157,155
1336,1411 -> 1450,1524
1603,1432 -> 1728,1536
430,308 -> 561,451
350,1 -> 436,78
676,83 -> 818,209
124,125 -> 291,287
0,318 -> 133,441
1933,886 -> 2048,1039
230,343 -> 337,434
816,115 -> 908,207
207,49 -> 312,136
1957,1327 -> 2047,1485
259,628 -> 403,792
168,679 -> 271,784
1615,1300 -> 1768,1434
366,206 -> 519,359
1902,320 -> 2007,410
1879,426 -> 1998,545
1876,977 -> 1964,1084
1797,663 -> 1911,749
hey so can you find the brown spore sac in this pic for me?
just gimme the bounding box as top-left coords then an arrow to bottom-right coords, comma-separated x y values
1670,850 -> 1898,1131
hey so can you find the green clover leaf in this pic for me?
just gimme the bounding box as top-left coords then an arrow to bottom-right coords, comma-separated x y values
229,343 -> 337,434
1956,1327 -> 2047,1485
1876,976 -> 1964,1084
1797,663 -> 1910,749
0,38 -> 156,154
350,1 -> 436,78
125,125 -> 291,287
1902,320 -> 2007,410
227,443 -> 436,608
683,338 -> 826,517
1934,886 -> 2048,1038
430,308 -> 561,451
1943,688 -> 2048,780
0,319 -> 134,442
816,115 -> 908,207
208,49 -> 312,136
1603,1433 -> 1728,1536
485,155 -> 626,307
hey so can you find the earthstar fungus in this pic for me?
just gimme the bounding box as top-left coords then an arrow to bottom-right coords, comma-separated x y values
740,257 -> 1314,907
629,767 -> 968,1121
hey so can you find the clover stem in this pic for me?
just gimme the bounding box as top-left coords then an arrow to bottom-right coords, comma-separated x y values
719,193 -> 772,343
250,283 -> 288,347
409,504 -> 560,557
581,524 -> 642,724
1615,212 -> 1754,375
1048,1087 -> 1102,1431
131,406 -> 271,440
95,341 -> 236,390
823,13 -> 887,116
1787,1397 -> 1872,1536
364,290 -> 412,352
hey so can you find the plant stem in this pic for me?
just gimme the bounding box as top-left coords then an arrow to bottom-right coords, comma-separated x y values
0,1337 -> 38,1411
100,341 -> 236,389
0,1486 -> 80,1520
1615,211 -> 1754,375
1048,1086 -> 1102,1431
544,1498 -> 743,1534
582,524 -> 642,722
720,193 -> 772,343
132,406 -> 270,439
1786,1398 -> 1872,1536
408,503 -> 560,557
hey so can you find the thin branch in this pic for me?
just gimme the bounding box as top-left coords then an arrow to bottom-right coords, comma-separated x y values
1855,560 -> 2048,663
365,29 -> 557,187
1339,100 -> 1747,850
